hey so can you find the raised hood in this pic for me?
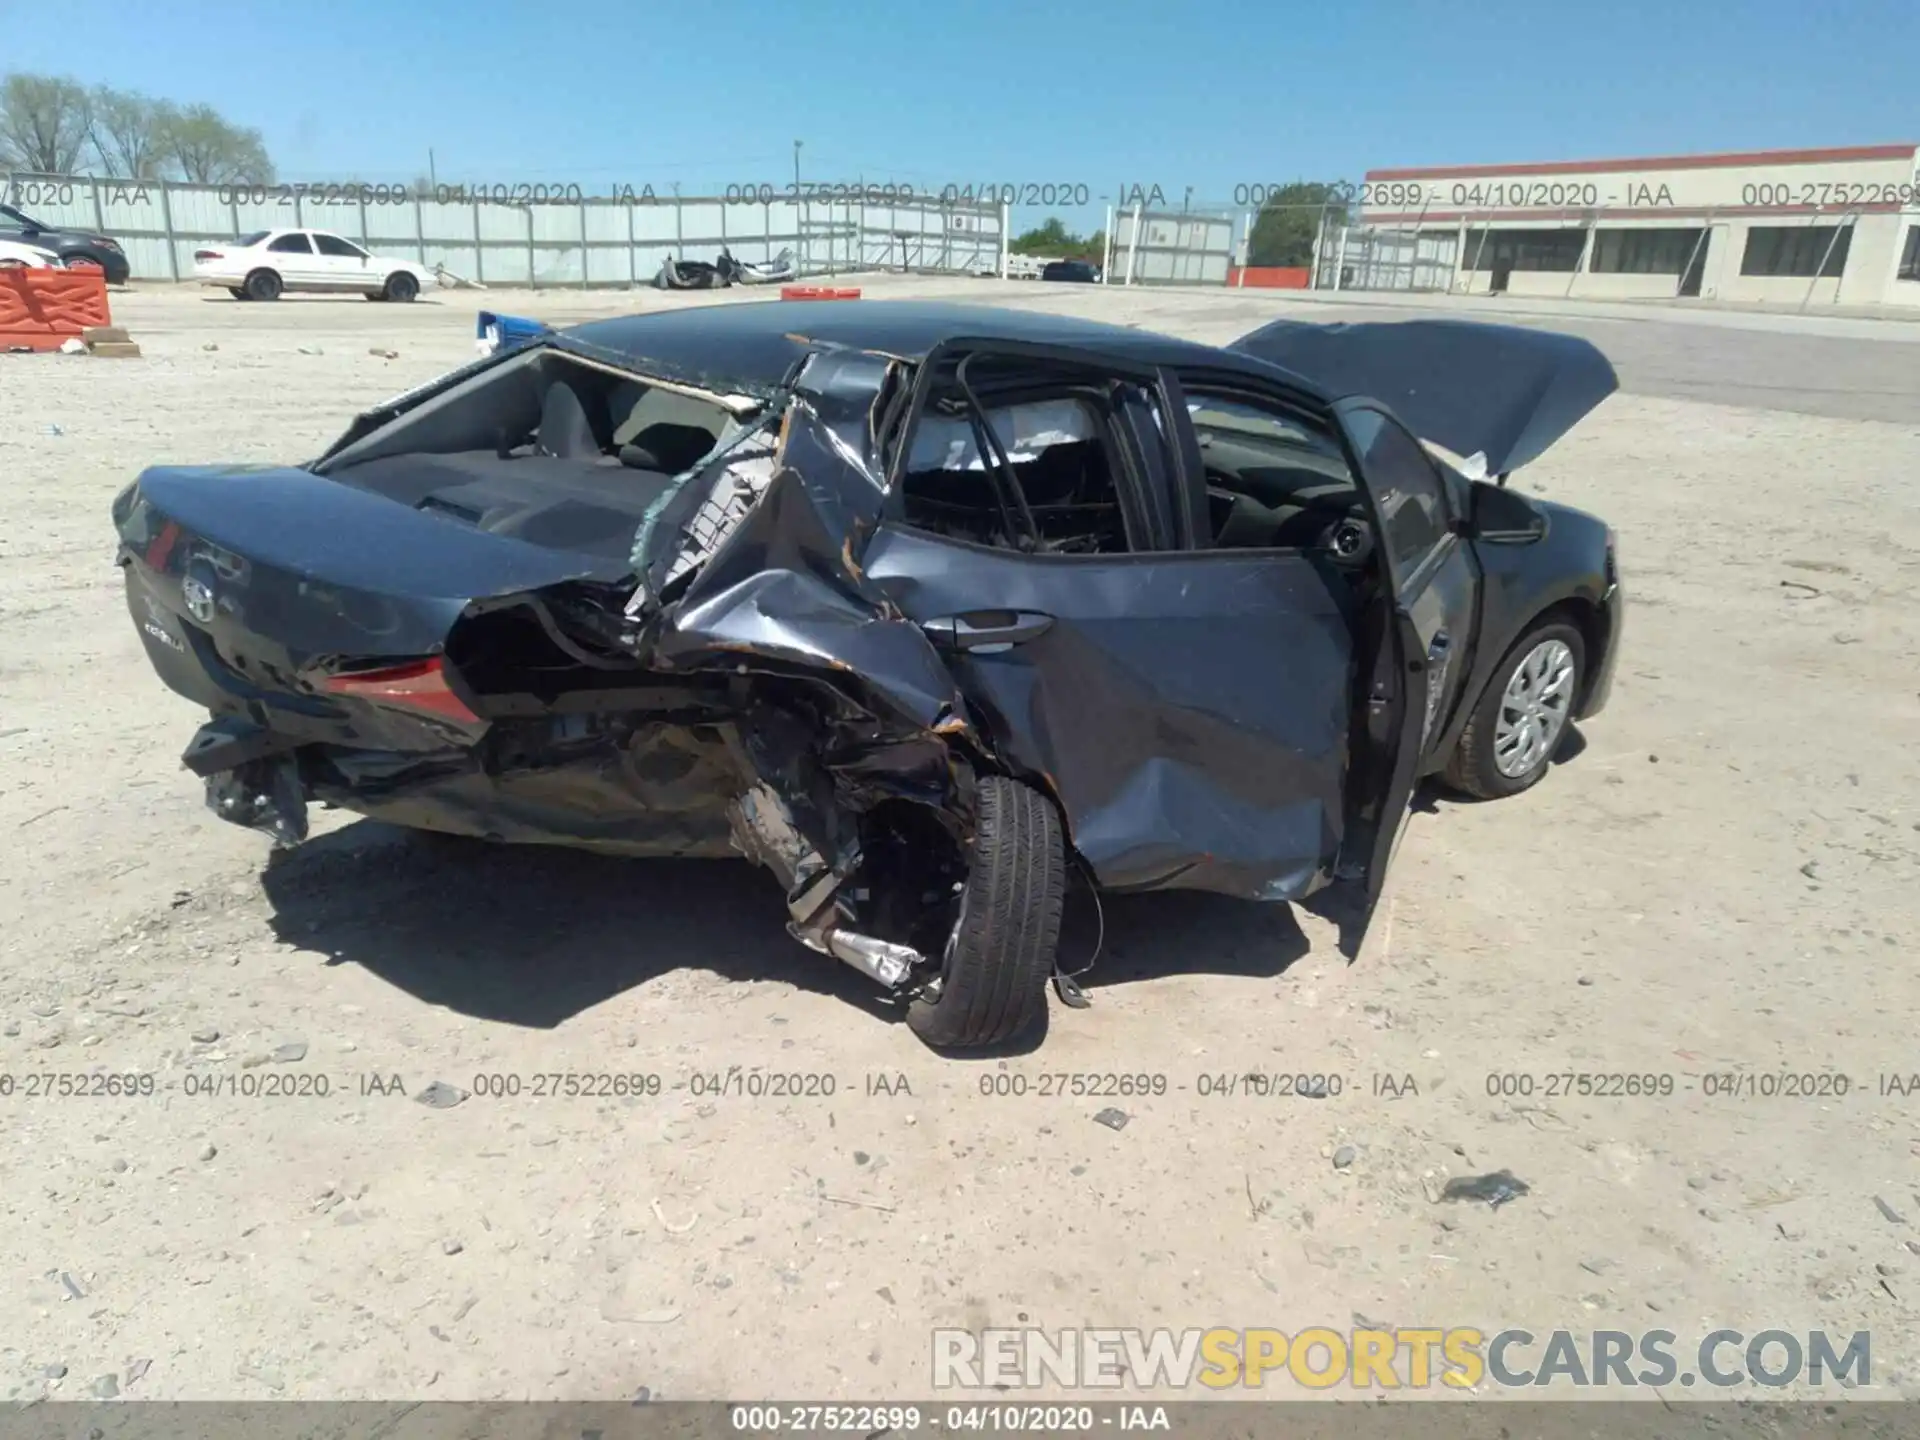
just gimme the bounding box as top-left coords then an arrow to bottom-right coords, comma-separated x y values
1229,317 -> 1618,475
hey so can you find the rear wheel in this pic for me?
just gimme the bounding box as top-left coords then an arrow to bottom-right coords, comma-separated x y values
906,776 -> 1065,1050
383,271 -> 419,302
243,268 -> 282,302
1444,617 -> 1586,799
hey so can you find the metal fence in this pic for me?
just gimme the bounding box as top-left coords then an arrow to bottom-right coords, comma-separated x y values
2,173 -> 1006,286
1105,206 -> 1236,285
1314,221 -> 1459,292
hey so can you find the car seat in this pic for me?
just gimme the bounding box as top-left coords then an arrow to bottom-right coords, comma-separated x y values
536,380 -> 609,459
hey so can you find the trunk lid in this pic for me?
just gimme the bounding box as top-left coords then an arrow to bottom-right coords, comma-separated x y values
115,464 -> 630,744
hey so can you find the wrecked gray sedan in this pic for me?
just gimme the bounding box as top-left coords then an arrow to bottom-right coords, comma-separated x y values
113,302 -> 1624,1049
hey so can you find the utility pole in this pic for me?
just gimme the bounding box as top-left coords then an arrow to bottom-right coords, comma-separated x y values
427,149 -> 437,189
793,140 -> 804,275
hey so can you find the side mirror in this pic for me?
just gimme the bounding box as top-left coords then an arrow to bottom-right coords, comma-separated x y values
1469,480 -> 1548,544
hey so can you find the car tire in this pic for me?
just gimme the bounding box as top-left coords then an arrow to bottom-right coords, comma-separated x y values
906,775 -> 1065,1050
1444,616 -> 1586,800
227,287 -> 248,300
243,268 -> 282,302
383,271 -> 419,302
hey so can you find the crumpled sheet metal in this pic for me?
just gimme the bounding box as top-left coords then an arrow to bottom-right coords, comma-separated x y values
665,566 -> 970,736
646,356 -> 975,740
1068,760 -> 1333,900
638,340 -> 1350,903
657,459 -> 970,735
309,724 -> 740,857
929,624 -> 1346,900
860,527 -> 1354,900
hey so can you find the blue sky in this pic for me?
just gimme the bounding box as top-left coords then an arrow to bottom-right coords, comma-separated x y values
4,0 -> 1915,233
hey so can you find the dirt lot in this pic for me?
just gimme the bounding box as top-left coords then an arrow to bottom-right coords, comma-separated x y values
2,276 -> 1918,1406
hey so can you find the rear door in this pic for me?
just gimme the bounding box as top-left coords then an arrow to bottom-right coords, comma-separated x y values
862,345 -> 1358,902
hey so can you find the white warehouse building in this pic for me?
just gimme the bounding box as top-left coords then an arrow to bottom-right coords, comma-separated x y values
1345,143 -> 1920,306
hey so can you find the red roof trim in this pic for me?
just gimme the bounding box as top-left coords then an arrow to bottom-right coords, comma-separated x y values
1366,144 -> 1916,181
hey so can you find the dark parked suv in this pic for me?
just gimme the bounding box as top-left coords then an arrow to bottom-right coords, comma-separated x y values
0,202 -> 130,284
1041,259 -> 1099,283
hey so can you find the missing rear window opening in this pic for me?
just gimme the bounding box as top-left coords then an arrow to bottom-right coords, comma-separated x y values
899,365 -> 1132,555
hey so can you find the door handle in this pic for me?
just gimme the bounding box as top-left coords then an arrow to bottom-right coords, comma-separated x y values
922,610 -> 1055,654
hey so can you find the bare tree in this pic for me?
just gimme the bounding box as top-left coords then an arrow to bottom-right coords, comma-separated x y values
160,103 -> 274,185
0,73 -> 94,174
90,87 -> 174,178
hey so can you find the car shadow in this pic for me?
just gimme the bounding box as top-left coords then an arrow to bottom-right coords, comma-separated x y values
258,820 -> 896,1031
929,884 -> 1315,1063
256,818 -> 1320,1043
1061,880 -> 1313,990
1298,727 -> 1594,959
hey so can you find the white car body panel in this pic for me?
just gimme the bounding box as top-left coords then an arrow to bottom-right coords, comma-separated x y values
192,228 -> 436,297
0,239 -> 64,268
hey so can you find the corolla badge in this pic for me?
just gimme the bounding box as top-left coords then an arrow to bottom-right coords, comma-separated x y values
182,572 -> 216,624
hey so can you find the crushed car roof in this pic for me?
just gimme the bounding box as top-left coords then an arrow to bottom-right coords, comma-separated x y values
558,299 -> 1307,395
555,301 -> 1617,476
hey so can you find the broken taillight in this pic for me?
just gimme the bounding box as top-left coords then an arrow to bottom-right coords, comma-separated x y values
193,249 -> 223,261
322,657 -> 480,724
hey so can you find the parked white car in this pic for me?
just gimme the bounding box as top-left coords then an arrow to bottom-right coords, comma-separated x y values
193,229 -> 435,302
0,238 -> 65,269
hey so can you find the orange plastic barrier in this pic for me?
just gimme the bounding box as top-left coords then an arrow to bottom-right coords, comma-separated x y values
0,266 -> 111,351
1228,266 -> 1311,289
780,286 -> 862,300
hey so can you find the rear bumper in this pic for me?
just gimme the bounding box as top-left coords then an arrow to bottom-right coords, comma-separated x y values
182,711 -> 743,859
67,247 -> 130,284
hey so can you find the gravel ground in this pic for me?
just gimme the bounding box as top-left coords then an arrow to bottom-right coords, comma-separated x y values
1,278 -> 1917,1406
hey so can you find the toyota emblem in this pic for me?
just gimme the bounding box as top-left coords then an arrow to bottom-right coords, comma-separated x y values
182,573 -> 215,625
